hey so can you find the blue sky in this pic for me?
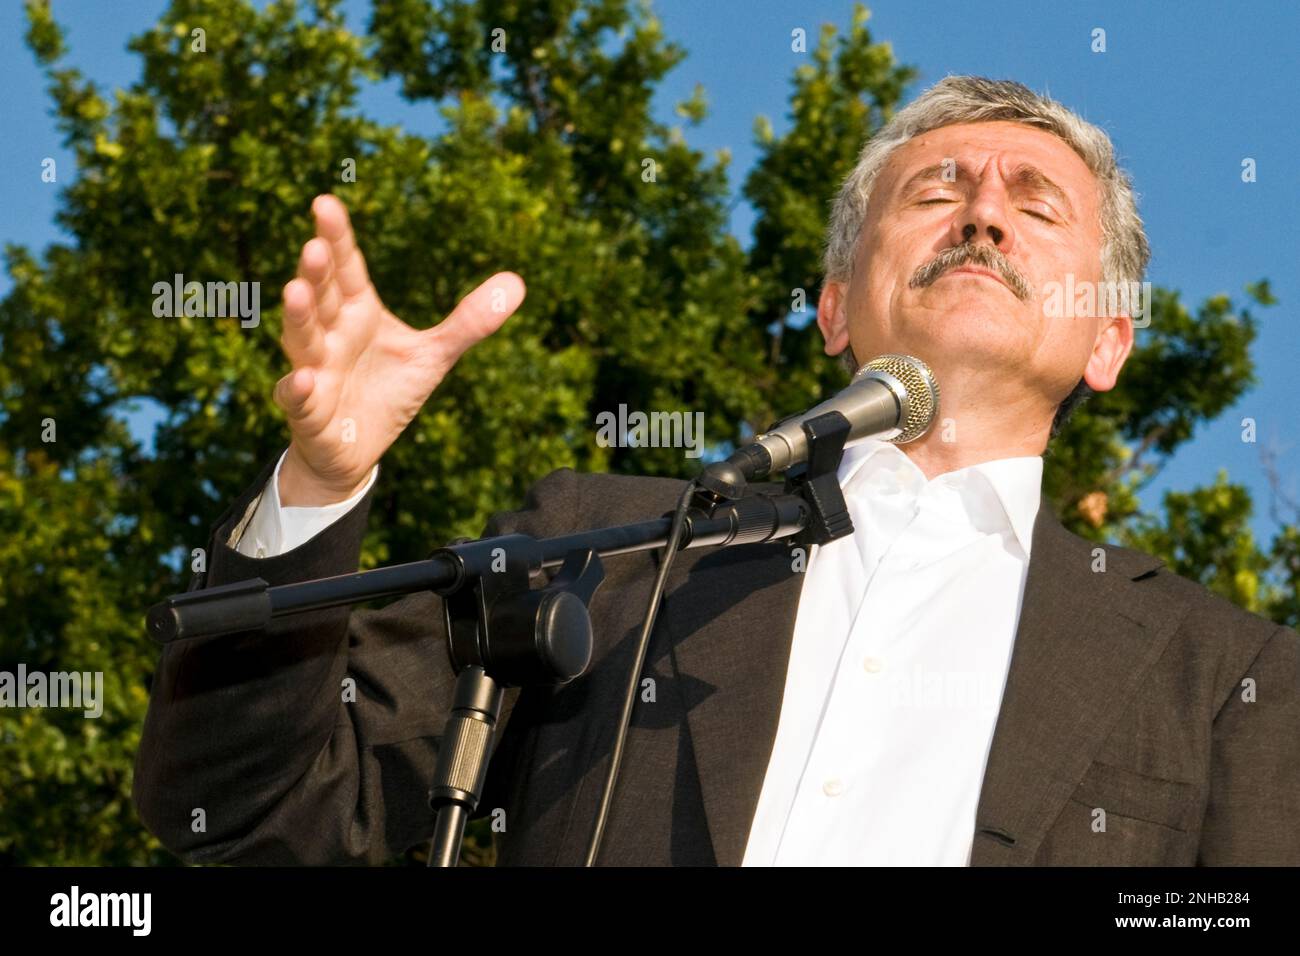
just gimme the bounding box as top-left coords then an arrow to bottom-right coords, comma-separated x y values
2,0 -> 1297,544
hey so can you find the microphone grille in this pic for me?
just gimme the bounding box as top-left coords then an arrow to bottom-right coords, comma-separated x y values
855,354 -> 940,443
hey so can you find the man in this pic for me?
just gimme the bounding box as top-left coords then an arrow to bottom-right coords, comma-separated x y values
133,76 -> 1299,866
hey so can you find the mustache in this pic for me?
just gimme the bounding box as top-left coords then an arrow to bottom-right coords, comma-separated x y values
908,243 -> 1033,301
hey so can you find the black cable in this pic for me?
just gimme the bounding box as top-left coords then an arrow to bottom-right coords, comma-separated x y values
584,479 -> 698,866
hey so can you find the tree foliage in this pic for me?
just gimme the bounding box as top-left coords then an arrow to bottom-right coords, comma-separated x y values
0,0 -> 1292,865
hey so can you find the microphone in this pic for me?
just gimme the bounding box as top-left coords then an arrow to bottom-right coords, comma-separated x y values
707,353 -> 940,484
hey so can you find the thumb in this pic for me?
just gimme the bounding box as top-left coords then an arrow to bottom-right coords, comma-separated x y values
425,271 -> 525,373
274,367 -> 317,421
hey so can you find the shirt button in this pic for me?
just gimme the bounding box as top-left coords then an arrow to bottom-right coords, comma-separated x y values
255,546 -> 266,558
822,778 -> 845,797
862,656 -> 884,673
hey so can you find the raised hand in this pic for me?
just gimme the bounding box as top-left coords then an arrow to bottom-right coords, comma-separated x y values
274,194 -> 525,505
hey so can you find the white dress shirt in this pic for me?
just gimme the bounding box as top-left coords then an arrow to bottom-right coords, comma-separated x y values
234,451 -> 378,558
236,439 -> 1043,866
741,438 -> 1043,866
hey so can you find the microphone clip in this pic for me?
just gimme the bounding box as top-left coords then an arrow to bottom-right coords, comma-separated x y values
692,409 -> 854,548
783,410 -> 854,547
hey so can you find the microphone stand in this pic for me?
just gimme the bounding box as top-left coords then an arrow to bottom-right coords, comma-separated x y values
145,412 -> 857,867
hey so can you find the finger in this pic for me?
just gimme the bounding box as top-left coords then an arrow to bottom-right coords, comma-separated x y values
280,278 -> 327,366
297,237 -> 342,327
273,367 -> 318,423
312,194 -> 371,299
426,272 -> 526,372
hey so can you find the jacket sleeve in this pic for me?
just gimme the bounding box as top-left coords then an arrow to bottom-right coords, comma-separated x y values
1197,623 -> 1300,865
133,451 -> 569,865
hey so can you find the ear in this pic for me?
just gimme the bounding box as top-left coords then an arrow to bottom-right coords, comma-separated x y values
817,281 -> 851,356
1082,312 -> 1134,393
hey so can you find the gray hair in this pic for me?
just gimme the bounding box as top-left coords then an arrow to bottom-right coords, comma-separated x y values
824,76 -> 1150,435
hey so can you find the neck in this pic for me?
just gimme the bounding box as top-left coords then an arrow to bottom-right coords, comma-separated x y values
896,371 -> 1053,481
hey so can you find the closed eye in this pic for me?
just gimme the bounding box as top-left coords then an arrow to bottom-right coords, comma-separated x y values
915,198 -> 1057,223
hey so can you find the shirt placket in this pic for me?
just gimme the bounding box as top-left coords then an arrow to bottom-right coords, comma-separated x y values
771,464 -> 923,862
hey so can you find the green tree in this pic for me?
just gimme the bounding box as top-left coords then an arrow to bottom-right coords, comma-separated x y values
0,0 -> 1292,865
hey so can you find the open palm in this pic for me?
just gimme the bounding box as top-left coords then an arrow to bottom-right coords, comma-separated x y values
274,195 -> 525,505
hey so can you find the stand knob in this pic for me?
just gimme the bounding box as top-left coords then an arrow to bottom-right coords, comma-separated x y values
485,549 -> 604,685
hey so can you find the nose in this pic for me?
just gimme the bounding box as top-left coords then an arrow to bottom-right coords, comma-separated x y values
961,222 -> 1002,245
949,183 -> 1014,253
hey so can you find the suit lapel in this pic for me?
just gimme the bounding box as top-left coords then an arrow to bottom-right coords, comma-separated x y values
660,524 -> 806,867
969,497 -> 1186,864
660,490 -> 1186,868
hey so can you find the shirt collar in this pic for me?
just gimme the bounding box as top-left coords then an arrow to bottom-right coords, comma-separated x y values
836,438 -> 1044,557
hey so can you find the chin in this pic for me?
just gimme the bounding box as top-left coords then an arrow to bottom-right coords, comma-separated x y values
898,307 -> 1026,358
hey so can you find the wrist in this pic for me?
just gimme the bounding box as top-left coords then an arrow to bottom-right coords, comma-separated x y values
278,446 -> 373,507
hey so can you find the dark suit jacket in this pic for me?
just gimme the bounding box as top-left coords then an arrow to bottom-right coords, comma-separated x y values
134,451 -> 1300,865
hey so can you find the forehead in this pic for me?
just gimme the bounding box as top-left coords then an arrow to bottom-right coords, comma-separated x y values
877,120 -> 1101,214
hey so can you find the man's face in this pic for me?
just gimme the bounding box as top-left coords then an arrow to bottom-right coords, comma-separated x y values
819,120 -> 1132,413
